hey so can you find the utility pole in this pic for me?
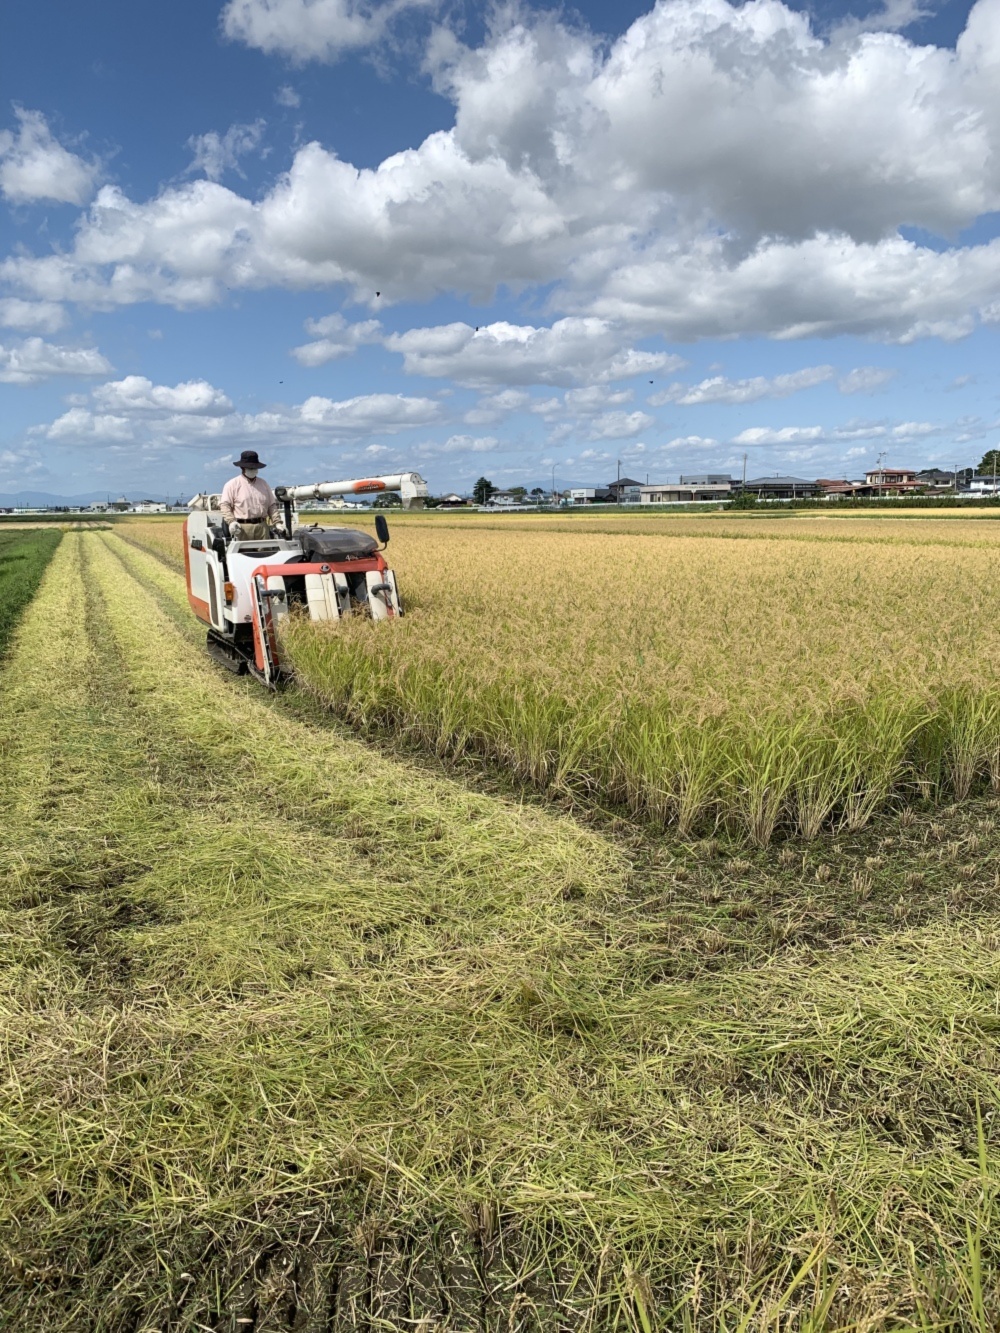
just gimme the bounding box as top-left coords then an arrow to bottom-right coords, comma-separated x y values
955,461 -> 960,496
551,464 -> 556,507
742,453 -> 747,492
617,457 -> 622,508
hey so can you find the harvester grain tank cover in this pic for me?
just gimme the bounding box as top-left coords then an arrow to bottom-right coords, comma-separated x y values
299,528 -> 379,561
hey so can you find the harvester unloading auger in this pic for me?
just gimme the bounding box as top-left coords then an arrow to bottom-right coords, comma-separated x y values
184,471 -> 428,686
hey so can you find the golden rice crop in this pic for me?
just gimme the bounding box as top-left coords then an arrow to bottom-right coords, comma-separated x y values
280,515 -> 1000,842
358,507 -> 1000,546
118,514 -> 186,568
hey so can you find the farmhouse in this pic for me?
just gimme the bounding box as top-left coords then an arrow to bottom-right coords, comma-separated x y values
641,482 -> 733,503
742,475 -> 819,499
485,490 -> 534,509
863,467 -> 921,495
816,478 -> 859,497
918,468 -> 959,491
606,477 -> 643,504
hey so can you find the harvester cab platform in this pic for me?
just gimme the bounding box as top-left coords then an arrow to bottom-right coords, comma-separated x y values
184,471 -> 427,686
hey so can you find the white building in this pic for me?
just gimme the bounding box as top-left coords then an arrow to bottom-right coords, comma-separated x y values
641,482 -> 733,504
483,491 -> 537,511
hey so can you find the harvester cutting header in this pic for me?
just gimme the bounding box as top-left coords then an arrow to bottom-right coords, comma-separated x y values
185,464 -> 428,687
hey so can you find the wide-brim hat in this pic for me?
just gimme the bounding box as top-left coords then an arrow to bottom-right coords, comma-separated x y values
234,449 -> 266,469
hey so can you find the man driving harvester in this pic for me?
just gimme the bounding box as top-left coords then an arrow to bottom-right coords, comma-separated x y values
220,450 -> 281,540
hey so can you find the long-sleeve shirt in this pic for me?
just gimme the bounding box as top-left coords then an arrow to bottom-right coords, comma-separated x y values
219,473 -> 280,524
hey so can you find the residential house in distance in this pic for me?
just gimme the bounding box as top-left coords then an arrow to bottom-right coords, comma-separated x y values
863,467 -> 920,495
816,478 -> 858,498
641,480 -> 733,503
743,476 -> 819,499
680,474 -> 734,485
437,493 -> 470,508
917,468 -> 958,492
483,490 -> 538,511
969,475 -> 1000,496
606,477 -> 643,504
569,486 -> 613,504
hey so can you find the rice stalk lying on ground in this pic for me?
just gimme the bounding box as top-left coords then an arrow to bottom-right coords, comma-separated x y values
4,531 -> 1000,1327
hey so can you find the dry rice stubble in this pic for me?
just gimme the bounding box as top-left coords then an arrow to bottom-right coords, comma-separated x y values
95,536 -> 1000,1324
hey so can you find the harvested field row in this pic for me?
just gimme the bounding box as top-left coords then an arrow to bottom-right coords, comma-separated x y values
5,531 -> 1000,1327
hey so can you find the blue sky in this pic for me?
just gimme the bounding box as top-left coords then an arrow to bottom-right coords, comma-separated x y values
1,0 -> 998,498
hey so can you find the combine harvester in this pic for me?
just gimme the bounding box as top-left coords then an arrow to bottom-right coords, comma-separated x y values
184,472 -> 428,685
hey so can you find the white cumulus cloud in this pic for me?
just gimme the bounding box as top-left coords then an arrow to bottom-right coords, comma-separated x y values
0,446 -> 47,481
838,366 -> 898,393
5,0 -> 1000,344
32,380 -> 443,451
588,410 -> 654,440
187,121 -> 266,181
297,392 -> 441,433
0,338 -> 111,385
732,425 -> 826,446
292,312 -> 383,365
0,107 -> 100,206
416,433 -> 501,457
92,376 -> 234,415
463,389 -> 532,425
662,434 -> 720,450
220,0 -> 433,61
654,365 -> 835,406
386,319 -> 681,387
0,298 -> 66,334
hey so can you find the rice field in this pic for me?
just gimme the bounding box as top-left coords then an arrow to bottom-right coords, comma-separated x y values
243,513 -> 1000,844
123,511 -> 1000,843
4,515 -> 998,1327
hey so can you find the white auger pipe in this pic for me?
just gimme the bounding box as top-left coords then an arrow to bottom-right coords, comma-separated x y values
278,472 -> 429,509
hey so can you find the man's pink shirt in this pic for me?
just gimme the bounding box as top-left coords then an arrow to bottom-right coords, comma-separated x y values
220,473 -> 279,521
